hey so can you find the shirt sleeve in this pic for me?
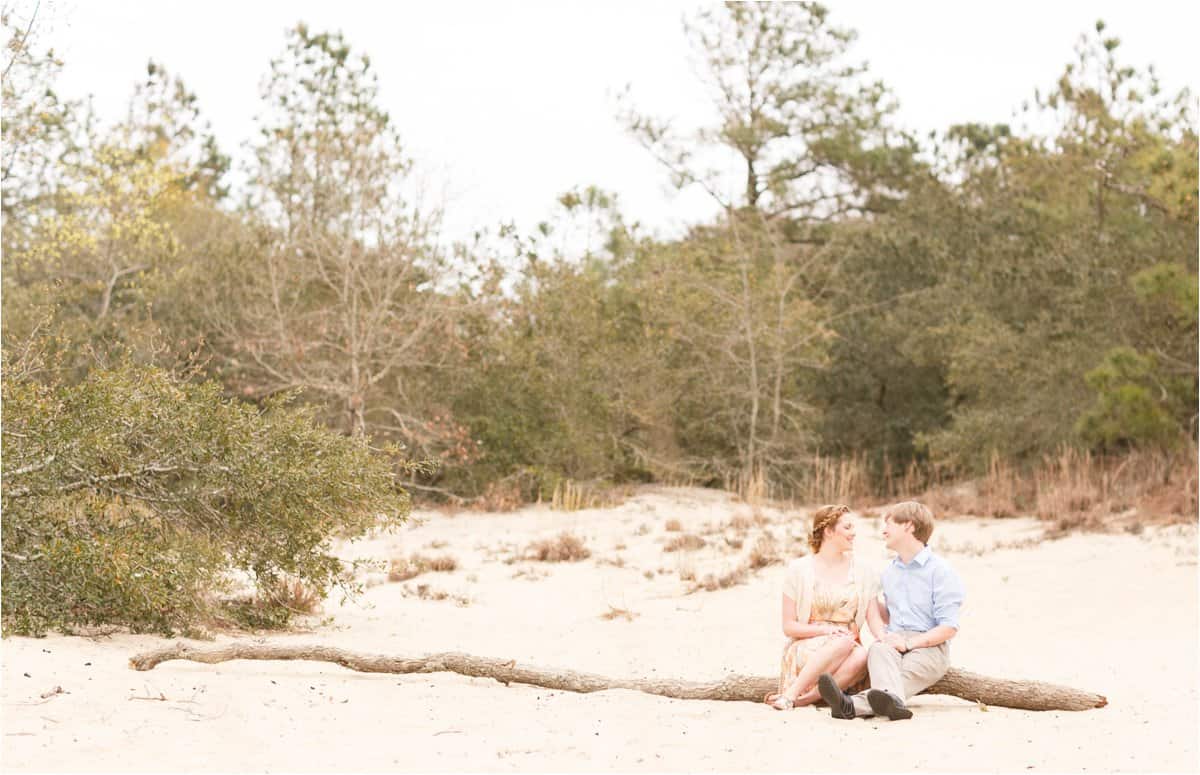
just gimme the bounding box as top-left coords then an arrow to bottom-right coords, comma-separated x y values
931,561 -> 965,629
782,561 -> 799,601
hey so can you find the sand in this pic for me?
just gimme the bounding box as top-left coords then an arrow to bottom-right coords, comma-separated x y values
3,487 -> 1197,772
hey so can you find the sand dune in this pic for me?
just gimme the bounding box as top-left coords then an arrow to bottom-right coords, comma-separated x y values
3,487 -> 1196,772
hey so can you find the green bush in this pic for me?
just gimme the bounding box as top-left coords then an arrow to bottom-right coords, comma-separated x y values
1,356 -> 409,635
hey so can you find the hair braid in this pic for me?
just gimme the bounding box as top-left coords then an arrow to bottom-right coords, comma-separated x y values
809,504 -> 850,553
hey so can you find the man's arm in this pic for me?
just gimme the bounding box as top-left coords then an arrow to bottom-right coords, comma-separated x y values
906,624 -> 957,650
923,560 -> 965,647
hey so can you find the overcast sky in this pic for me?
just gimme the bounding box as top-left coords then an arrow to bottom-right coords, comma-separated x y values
23,0 -> 1200,246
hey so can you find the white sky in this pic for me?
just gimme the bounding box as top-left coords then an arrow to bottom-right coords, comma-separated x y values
22,0 -> 1200,247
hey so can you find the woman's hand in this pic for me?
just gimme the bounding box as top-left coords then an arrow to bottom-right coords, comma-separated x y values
824,624 -> 851,637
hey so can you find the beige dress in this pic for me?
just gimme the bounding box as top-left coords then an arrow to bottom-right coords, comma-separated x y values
778,567 -> 867,694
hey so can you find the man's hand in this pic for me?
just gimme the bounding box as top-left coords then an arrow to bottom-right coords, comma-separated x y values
881,632 -> 909,652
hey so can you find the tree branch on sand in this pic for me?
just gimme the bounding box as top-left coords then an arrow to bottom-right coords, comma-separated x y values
129,643 -> 1107,712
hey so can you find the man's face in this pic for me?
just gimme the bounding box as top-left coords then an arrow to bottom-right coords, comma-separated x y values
881,514 -> 912,551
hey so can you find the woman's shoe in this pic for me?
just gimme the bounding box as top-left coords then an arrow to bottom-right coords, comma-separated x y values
770,694 -> 795,711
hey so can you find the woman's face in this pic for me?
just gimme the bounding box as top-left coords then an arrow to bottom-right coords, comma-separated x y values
826,512 -> 856,550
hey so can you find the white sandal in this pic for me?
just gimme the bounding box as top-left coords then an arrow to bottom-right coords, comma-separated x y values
770,694 -> 794,711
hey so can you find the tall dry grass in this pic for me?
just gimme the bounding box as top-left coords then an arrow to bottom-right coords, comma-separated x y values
795,453 -> 874,506
915,441 -> 1197,530
726,465 -> 771,505
550,479 -> 627,512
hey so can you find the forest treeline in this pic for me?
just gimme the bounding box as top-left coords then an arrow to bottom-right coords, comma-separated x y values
2,5 -> 1195,632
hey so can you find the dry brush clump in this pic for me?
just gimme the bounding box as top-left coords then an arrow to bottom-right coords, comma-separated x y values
526,532 -> 591,562
388,553 -> 459,582
689,564 -> 750,593
600,605 -> 638,621
747,534 -> 781,569
727,514 -> 754,532
664,518 -> 683,532
215,576 -> 324,630
663,533 -> 706,552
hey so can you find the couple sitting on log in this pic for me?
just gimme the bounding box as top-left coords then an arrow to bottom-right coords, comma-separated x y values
767,501 -> 964,720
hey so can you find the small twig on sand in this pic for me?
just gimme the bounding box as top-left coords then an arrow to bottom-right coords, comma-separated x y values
168,704 -> 227,722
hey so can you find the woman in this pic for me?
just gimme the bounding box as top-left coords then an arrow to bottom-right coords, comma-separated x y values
768,504 -> 878,710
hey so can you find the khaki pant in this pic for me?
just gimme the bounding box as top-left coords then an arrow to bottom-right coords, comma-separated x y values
851,631 -> 950,717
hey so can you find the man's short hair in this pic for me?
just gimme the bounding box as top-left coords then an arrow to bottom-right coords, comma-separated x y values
888,501 -> 934,544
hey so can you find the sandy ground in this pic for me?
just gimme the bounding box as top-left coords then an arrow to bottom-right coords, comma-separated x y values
3,486 -> 1197,773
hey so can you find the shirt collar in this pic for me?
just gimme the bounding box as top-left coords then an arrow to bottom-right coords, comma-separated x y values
893,545 -> 933,568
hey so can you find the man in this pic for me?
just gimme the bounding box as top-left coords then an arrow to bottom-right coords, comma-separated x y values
818,501 -> 965,721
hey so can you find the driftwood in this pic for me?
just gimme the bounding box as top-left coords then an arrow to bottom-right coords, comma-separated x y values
130,642 -> 1106,711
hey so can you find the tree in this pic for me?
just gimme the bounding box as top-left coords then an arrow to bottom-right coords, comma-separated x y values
916,22 -> 1198,469
112,60 -> 231,202
636,214 -> 834,491
1,5 -> 95,251
621,1 -> 914,225
1,347 -> 409,635
213,26 -> 457,452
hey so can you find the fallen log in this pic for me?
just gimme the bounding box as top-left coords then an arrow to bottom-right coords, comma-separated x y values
129,642 -> 1107,711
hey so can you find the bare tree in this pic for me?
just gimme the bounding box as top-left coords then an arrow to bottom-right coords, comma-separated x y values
217,26 -> 458,449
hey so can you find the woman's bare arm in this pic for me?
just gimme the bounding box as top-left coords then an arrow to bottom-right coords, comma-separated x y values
866,596 -> 887,640
781,594 -> 849,639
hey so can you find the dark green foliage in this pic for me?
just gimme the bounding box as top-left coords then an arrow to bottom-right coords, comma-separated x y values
1,355 -> 409,635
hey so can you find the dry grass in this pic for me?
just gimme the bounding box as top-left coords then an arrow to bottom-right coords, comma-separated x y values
663,533 -> 706,552
476,477 -> 525,512
728,514 -> 754,532
600,605 -> 638,621
728,465 -> 771,505
937,535 -> 1047,557
511,566 -> 551,581
526,532 -> 591,562
747,534 -> 781,569
796,453 -> 873,505
690,564 -> 750,593
405,583 -> 470,606
387,553 -> 459,582
912,441 -> 1199,534
664,518 -> 683,532
263,576 -> 321,615
550,480 -> 628,512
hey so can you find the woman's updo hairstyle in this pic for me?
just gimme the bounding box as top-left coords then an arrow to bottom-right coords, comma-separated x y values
809,504 -> 851,553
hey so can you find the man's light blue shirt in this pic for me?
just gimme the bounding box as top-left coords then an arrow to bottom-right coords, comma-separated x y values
880,546 -> 964,633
